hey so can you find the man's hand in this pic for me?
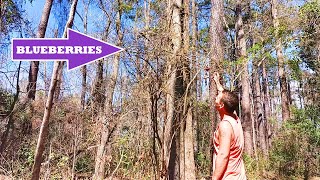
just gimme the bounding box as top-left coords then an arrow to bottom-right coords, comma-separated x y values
213,72 -> 224,92
213,72 -> 220,83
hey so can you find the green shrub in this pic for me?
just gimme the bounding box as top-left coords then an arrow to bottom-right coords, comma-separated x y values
75,154 -> 95,173
18,147 -> 35,167
268,106 -> 320,179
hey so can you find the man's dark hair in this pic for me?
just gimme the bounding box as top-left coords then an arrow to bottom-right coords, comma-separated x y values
221,90 -> 239,114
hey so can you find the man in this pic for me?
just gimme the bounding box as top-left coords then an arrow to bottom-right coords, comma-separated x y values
212,72 -> 247,180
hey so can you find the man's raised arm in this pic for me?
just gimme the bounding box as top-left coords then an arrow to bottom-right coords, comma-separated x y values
213,72 -> 224,92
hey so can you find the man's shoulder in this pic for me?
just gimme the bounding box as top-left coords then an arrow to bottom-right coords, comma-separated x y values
218,120 -> 233,132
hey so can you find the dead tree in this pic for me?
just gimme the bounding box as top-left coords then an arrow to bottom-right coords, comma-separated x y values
31,0 -> 78,179
93,0 -> 123,178
27,0 -> 54,100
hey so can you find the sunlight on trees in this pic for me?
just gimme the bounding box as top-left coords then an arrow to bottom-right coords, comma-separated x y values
0,0 -> 319,179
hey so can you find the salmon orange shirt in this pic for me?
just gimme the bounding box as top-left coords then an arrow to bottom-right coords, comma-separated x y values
213,116 -> 247,180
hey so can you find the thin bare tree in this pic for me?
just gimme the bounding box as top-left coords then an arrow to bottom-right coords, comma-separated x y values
31,0 -> 79,179
93,0 -> 123,178
271,0 -> 290,121
80,0 -> 91,110
27,0 -> 54,100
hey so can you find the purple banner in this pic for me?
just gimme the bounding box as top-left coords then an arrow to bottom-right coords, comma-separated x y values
12,28 -> 124,70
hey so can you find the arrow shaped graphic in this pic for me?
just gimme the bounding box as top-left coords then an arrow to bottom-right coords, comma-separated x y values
12,28 -> 124,70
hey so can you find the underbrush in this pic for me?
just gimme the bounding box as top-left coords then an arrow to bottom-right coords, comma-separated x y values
245,106 -> 320,180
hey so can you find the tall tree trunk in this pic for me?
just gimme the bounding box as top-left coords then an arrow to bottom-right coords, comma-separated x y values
191,0 -> 200,155
209,0 -> 224,127
209,0 -> 224,174
183,108 -> 196,179
180,0 -> 188,178
93,54 -> 120,180
31,1 -> 78,179
53,29 -> 61,102
179,113 -> 185,180
44,62 -> 48,96
162,0 -> 182,178
31,62 -> 64,180
80,69 -> 86,111
271,0 -> 290,121
262,61 -> 271,149
191,0 -> 199,99
142,1 -> 162,178
27,0 -> 53,100
150,90 -> 161,180
92,60 -> 104,114
54,72 -> 63,101
93,0 -> 123,178
179,0 -> 197,179
253,62 -> 267,155
53,29 -> 63,102
236,1 -> 253,156
163,11 -> 172,180
80,0 -> 90,110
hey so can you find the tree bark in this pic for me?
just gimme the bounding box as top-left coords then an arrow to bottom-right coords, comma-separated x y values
44,62 -> 48,96
93,56 -> 120,180
253,62 -> 267,155
181,0 -> 197,179
92,60 -> 104,114
162,73 -> 176,180
150,89 -> 161,180
191,0 -> 200,155
236,1 -> 253,156
209,0 -> 224,126
271,0 -> 290,121
31,61 -> 64,180
179,0 -> 190,178
262,61 -> 272,148
27,0 -> 53,100
183,108 -> 196,180
31,0 -> 78,179
53,71 -> 63,101
209,0 -> 224,174
81,65 -> 87,110
179,114 -> 185,180
80,0 -> 90,110
93,0 -> 123,178
162,0 -> 182,178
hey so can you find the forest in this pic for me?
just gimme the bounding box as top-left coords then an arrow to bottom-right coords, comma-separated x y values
0,0 -> 319,179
